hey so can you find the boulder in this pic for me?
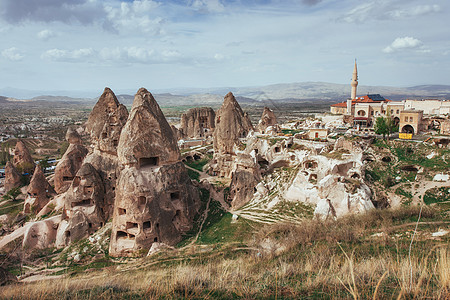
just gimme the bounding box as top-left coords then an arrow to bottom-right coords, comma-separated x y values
109,88 -> 200,257
23,165 -> 56,214
22,216 -> 61,249
4,162 -> 21,193
180,107 -> 215,139
12,140 -> 34,173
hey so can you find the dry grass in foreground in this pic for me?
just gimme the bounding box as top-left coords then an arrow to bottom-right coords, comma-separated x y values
1,206 -> 449,299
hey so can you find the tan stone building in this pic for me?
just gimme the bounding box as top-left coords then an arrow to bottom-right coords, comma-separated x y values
399,110 -> 426,134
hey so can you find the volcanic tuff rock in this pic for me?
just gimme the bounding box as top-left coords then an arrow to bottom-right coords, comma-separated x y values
283,150 -> 374,219
82,88 -> 128,220
22,216 -> 61,249
54,128 -> 89,194
209,92 -> 253,178
66,127 -> 82,145
4,161 -> 21,192
24,165 -> 56,214
171,125 -> 183,141
117,88 -> 180,167
256,107 -> 279,134
110,88 -> 200,257
85,87 -> 129,155
56,163 -> 106,247
12,140 -> 34,173
229,153 -> 262,210
213,92 -> 253,155
180,107 -> 215,139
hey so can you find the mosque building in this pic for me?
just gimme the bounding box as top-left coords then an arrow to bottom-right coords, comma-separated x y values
330,61 -> 449,135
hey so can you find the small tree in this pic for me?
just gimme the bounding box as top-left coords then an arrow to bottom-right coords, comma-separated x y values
38,158 -> 50,172
374,117 -> 388,140
374,116 -> 398,140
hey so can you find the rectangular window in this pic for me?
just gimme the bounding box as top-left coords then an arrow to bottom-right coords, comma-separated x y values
410,117 -> 413,122
405,117 -> 408,122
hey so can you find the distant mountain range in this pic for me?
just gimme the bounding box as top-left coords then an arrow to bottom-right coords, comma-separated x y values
1,82 -> 450,107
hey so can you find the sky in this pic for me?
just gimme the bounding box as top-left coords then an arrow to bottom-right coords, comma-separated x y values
0,0 -> 449,96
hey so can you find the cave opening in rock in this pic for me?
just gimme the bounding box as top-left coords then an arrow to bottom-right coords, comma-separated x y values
139,157 -> 159,168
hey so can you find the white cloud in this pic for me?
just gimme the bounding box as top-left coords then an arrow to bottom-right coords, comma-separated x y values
2,47 -> 24,61
103,0 -> 165,34
382,37 -> 423,53
189,0 -> 225,13
37,29 -> 56,41
342,1 -> 442,23
388,5 -> 441,19
42,46 -> 186,64
41,48 -> 95,62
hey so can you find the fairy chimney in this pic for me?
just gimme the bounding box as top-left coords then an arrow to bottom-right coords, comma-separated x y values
109,88 -> 200,257
24,165 -> 56,214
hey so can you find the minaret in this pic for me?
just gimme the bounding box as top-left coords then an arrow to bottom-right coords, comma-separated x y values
351,59 -> 358,100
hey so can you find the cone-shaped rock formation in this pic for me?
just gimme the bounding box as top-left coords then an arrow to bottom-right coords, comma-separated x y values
110,88 -> 200,257
4,161 -> 21,192
209,92 -> 253,178
12,140 -> 34,173
256,107 -> 279,134
213,92 -> 253,155
85,87 -> 129,155
54,128 -> 88,193
83,87 -> 129,220
24,165 -> 56,214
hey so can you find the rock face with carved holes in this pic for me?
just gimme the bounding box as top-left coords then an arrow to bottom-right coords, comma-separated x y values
55,163 -> 106,248
85,87 -> 129,156
23,165 -> 56,214
12,140 -> 35,173
229,153 -> 262,210
4,161 -> 21,193
83,87 -> 129,219
256,107 -> 279,134
209,92 -> 254,178
54,128 -> 89,194
180,107 -> 216,139
109,88 -> 200,257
